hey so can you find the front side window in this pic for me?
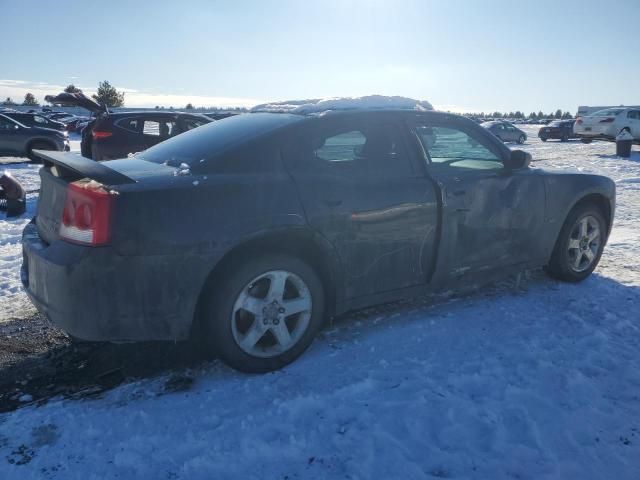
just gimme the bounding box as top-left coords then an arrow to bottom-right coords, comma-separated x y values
416,125 -> 503,171
0,116 -> 16,130
33,115 -> 47,125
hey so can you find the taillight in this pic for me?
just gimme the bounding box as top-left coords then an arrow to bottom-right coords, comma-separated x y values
60,181 -> 114,245
92,130 -> 113,140
576,117 -> 583,124
599,117 -> 615,123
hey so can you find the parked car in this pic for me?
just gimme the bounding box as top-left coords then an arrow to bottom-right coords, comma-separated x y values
574,107 -> 640,144
481,121 -> 527,143
23,101 -> 615,373
45,112 -> 76,122
64,116 -> 91,132
45,93 -> 213,159
538,120 -> 579,142
0,113 -> 70,160
2,112 -> 66,131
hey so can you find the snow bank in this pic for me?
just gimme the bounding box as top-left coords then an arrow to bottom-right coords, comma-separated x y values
251,95 -> 434,114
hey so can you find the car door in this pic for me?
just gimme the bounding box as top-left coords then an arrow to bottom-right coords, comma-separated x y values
503,124 -> 518,142
410,117 -> 546,284
0,116 -> 22,154
285,114 -> 440,300
491,123 -> 505,141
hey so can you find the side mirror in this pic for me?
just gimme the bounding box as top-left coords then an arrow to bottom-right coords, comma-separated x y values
505,149 -> 531,170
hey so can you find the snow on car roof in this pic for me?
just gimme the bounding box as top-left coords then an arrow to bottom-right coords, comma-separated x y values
251,95 -> 433,115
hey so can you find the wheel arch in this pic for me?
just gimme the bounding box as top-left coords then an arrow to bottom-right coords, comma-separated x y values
569,193 -> 612,235
25,137 -> 57,154
190,227 -> 342,338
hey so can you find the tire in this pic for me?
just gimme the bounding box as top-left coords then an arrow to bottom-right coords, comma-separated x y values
517,135 -> 525,144
200,254 -> 325,373
27,141 -> 56,163
561,134 -> 569,142
540,137 -> 547,142
546,203 -> 607,282
580,138 -> 592,144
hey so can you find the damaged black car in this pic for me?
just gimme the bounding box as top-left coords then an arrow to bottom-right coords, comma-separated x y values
22,104 -> 615,372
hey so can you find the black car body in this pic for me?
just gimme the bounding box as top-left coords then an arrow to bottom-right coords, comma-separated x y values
3,112 -> 66,131
45,92 -> 212,160
481,121 -> 527,143
0,113 -> 70,159
23,106 -> 615,372
538,120 -> 578,141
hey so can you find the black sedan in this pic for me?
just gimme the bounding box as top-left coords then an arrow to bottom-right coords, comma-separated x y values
538,120 -> 579,142
23,105 -> 615,372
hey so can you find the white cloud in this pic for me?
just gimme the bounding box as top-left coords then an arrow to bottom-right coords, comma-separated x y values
0,79 -> 263,108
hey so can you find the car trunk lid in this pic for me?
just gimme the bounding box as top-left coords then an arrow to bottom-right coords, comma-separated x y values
44,92 -> 107,114
32,150 -> 177,244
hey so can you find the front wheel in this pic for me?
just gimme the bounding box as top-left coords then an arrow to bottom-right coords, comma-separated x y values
517,135 -> 526,144
200,254 -> 325,373
546,204 -> 607,282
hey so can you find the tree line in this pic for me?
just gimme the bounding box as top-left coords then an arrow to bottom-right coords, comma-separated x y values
1,81 -> 126,108
466,109 -> 574,120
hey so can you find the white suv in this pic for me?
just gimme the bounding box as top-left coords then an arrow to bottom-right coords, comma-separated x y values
574,107 -> 640,143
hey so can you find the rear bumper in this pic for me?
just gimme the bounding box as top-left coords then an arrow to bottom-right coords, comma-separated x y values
21,221 -> 207,342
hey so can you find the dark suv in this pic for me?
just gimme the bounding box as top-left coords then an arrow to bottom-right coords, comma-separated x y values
24,103 -> 615,373
538,120 -> 578,142
0,113 -> 69,160
45,92 -> 212,159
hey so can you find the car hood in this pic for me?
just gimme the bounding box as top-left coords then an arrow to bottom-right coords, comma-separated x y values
44,92 -> 107,114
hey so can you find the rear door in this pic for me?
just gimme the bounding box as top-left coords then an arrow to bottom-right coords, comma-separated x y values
285,114 -> 440,300
410,117 -> 546,283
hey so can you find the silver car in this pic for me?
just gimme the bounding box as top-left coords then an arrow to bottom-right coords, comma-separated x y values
481,121 -> 527,144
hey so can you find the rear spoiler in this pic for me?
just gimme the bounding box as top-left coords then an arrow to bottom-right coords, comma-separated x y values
33,150 -> 136,185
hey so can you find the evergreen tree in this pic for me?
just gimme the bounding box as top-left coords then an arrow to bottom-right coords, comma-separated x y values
92,81 -> 125,107
64,84 -> 83,94
185,103 -> 194,110
23,93 -> 39,106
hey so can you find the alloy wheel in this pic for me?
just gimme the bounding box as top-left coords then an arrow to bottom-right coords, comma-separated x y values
567,215 -> 601,272
230,270 -> 312,358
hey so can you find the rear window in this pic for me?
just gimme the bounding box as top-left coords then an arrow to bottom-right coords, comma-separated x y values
137,113 -> 304,167
591,109 -> 624,117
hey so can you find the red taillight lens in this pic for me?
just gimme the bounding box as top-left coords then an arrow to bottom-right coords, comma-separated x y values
599,117 -> 615,123
92,130 -> 113,140
576,117 -> 583,124
60,181 -> 114,245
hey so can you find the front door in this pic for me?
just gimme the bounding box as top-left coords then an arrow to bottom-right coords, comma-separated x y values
285,114 -> 440,300
411,118 -> 546,283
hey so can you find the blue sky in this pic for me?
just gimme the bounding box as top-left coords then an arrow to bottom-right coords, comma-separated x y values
1,0 -> 638,112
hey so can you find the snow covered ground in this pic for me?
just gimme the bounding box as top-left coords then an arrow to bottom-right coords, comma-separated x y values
1,126 -> 640,479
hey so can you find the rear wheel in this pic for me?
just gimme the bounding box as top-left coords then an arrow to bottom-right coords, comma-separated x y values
27,141 -> 56,163
200,254 -> 325,373
546,204 -> 606,282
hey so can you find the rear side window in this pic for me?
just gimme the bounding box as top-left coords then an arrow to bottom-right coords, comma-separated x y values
315,131 -> 366,162
115,117 -> 142,133
292,119 -> 415,178
143,120 -> 177,137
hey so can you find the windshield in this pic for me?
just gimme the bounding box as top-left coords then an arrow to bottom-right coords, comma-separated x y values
591,108 -> 624,117
137,113 -> 304,167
